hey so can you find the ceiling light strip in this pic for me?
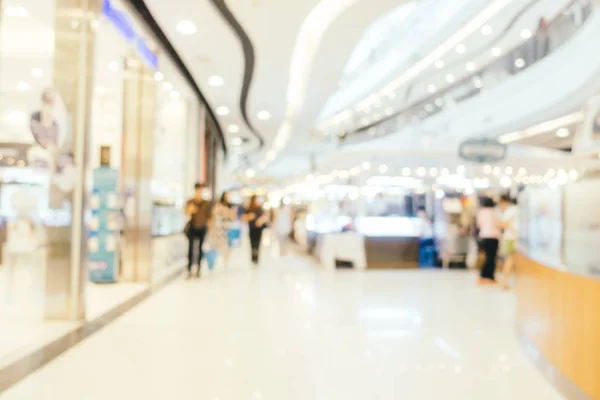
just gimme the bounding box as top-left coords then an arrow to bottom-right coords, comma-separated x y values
498,111 -> 584,143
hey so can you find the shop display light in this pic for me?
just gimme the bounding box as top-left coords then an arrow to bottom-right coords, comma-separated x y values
31,68 -> 43,78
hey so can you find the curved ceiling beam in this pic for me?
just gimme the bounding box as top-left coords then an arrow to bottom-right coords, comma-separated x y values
126,0 -> 228,155
210,0 -> 265,150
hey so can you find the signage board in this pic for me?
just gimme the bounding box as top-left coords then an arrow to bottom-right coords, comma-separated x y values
458,137 -> 506,163
102,0 -> 158,70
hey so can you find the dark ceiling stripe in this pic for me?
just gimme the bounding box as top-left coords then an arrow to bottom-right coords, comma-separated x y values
126,0 -> 227,155
210,0 -> 265,149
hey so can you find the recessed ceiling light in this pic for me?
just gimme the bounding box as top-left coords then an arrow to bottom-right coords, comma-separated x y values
17,81 -> 30,91
481,25 -> 492,35
473,77 -> 483,88
466,62 -> 476,72
520,29 -> 532,39
514,58 -> 526,69
176,20 -> 197,35
154,71 -> 164,81
170,90 -> 180,99
455,44 -> 466,54
31,68 -> 43,78
427,84 -> 437,93
231,137 -> 243,146
556,128 -> 570,138
257,110 -> 271,121
434,60 -> 445,69
445,74 -> 455,83
162,82 -> 173,91
491,47 -> 502,57
208,75 -> 224,87
228,124 -> 239,134
378,165 -> 388,173
435,98 -> 444,107
216,106 -> 230,116
362,162 -> 371,170
4,6 -> 28,17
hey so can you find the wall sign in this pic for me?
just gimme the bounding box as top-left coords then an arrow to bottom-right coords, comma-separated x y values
458,137 -> 506,163
102,0 -> 158,70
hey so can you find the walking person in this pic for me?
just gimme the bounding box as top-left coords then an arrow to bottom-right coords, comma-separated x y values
476,196 -> 502,285
211,191 -> 237,268
185,183 -> 212,278
243,195 -> 269,265
274,203 -> 293,256
499,194 -> 519,290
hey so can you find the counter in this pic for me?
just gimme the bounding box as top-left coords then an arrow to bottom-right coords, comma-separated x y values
516,182 -> 600,400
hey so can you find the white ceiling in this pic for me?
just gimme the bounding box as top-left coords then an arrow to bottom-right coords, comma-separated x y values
145,0 -> 594,180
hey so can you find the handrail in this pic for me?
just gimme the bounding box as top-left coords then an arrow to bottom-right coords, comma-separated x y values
337,0 -> 594,145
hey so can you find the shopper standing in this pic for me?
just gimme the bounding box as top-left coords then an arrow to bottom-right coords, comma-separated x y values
243,195 -> 268,264
499,194 -> 519,290
185,183 -> 212,278
476,196 -> 502,285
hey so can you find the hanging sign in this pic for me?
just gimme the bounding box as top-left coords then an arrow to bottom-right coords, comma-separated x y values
458,137 -> 506,163
102,0 -> 158,69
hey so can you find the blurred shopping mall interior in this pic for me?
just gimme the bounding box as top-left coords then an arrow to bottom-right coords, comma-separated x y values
0,0 -> 599,398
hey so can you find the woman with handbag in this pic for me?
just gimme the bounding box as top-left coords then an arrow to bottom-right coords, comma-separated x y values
242,195 -> 269,265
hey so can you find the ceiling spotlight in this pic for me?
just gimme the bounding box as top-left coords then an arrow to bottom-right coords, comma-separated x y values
556,128 -> 570,138
154,71 -> 164,81
246,169 -> 256,178
3,6 -> 28,17
427,84 -> 437,93
569,169 -> 579,180
378,165 -> 389,173
170,90 -> 180,99
417,167 -> 427,177
505,166 -> 513,175
216,106 -> 230,116
429,167 -> 438,177
455,44 -> 466,54
176,20 -> 197,35
481,25 -> 492,36
230,137 -> 243,146
435,98 -> 444,107
208,75 -> 224,87
434,60 -> 445,69
257,110 -> 271,121
445,74 -> 455,83
162,82 -> 173,91
514,58 -> 526,69
31,68 -> 43,78
466,62 -> 476,72
521,29 -> 532,39
17,81 -> 30,91
362,161 -> 371,170
228,124 -> 239,134
491,47 -> 502,57
108,61 -> 120,72
402,167 -> 411,176
473,77 -> 483,88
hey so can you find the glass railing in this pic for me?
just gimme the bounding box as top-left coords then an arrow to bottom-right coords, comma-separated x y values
335,0 -> 594,144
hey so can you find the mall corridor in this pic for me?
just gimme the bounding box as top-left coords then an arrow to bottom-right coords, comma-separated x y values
0,250 -> 564,400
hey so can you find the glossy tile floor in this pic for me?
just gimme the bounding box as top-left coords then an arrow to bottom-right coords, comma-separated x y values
0,246 -> 565,399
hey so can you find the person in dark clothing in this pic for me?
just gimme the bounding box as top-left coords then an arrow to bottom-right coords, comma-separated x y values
243,195 -> 269,264
476,196 -> 501,285
185,183 -> 213,278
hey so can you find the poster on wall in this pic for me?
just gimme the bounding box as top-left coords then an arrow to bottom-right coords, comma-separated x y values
563,180 -> 600,278
88,155 -> 120,283
526,188 -> 563,268
573,95 -> 600,155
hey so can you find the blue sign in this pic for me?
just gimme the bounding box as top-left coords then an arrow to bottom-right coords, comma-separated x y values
89,166 -> 120,283
102,0 -> 158,70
